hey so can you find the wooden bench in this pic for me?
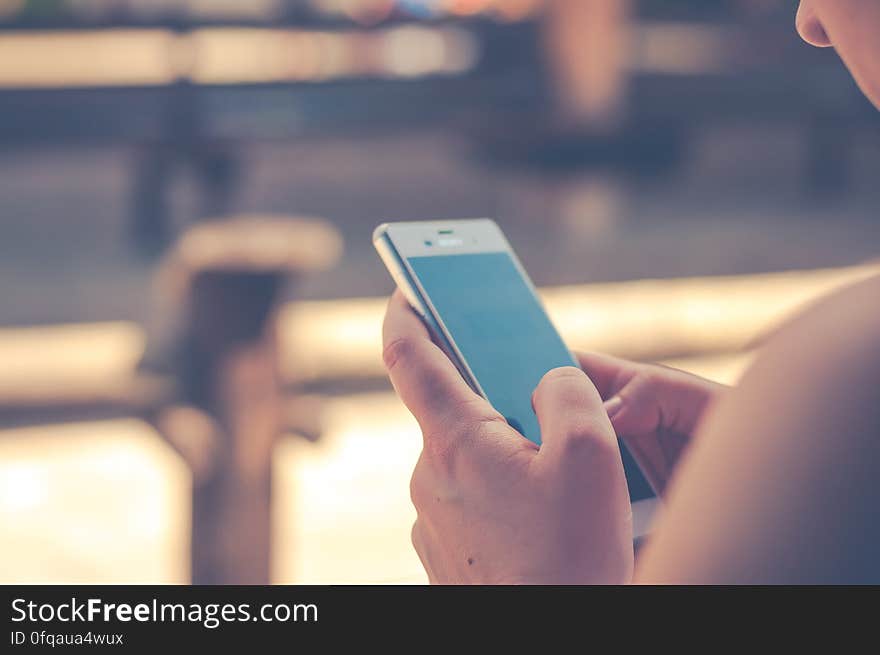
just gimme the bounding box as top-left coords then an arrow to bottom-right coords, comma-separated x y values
0,215 -> 342,584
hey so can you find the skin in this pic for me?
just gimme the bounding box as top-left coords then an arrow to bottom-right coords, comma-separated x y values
635,276 -> 880,583
384,291 -> 633,584
383,0 -> 880,584
796,0 -> 880,108
576,352 -> 725,496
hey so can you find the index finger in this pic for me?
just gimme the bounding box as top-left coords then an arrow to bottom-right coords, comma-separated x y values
382,290 -> 498,438
575,351 -> 636,399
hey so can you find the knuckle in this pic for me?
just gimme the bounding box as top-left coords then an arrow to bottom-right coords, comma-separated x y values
410,521 -> 428,561
560,418 -> 618,460
409,456 -> 430,510
410,521 -> 420,550
637,367 -> 664,393
382,336 -> 416,372
619,371 -> 657,408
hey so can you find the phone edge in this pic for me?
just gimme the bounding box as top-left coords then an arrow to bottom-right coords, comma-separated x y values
373,225 -> 486,397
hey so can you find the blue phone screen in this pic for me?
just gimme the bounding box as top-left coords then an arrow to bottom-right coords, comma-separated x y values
407,251 -> 654,502
409,252 -> 573,443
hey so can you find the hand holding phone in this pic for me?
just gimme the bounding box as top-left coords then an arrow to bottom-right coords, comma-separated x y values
374,219 -> 658,537
383,290 -> 634,584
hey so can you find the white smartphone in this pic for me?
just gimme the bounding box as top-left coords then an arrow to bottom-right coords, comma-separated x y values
374,218 -> 659,538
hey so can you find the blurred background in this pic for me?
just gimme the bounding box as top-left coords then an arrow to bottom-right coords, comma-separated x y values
0,0 -> 878,584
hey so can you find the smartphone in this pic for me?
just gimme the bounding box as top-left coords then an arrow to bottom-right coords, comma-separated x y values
374,218 -> 658,537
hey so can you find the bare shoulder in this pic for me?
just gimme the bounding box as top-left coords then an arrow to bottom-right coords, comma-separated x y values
785,273 -> 880,340
638,275 -> 880,582
754,273 -> 880,399
736,273 -> 880,448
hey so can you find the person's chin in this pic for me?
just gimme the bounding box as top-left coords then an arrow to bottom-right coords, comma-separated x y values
845,55 -> 880,110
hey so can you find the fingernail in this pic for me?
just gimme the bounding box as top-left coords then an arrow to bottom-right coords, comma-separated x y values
605,396 -> 623,419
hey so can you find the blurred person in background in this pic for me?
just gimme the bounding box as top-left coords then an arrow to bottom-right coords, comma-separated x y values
544,0 -> 631,132
382,0 -> 880,584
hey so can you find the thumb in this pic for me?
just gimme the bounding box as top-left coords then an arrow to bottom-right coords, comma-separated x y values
532,367 -> 621,469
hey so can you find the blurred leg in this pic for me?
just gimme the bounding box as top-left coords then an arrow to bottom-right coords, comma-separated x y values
543,0 -> 632,132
